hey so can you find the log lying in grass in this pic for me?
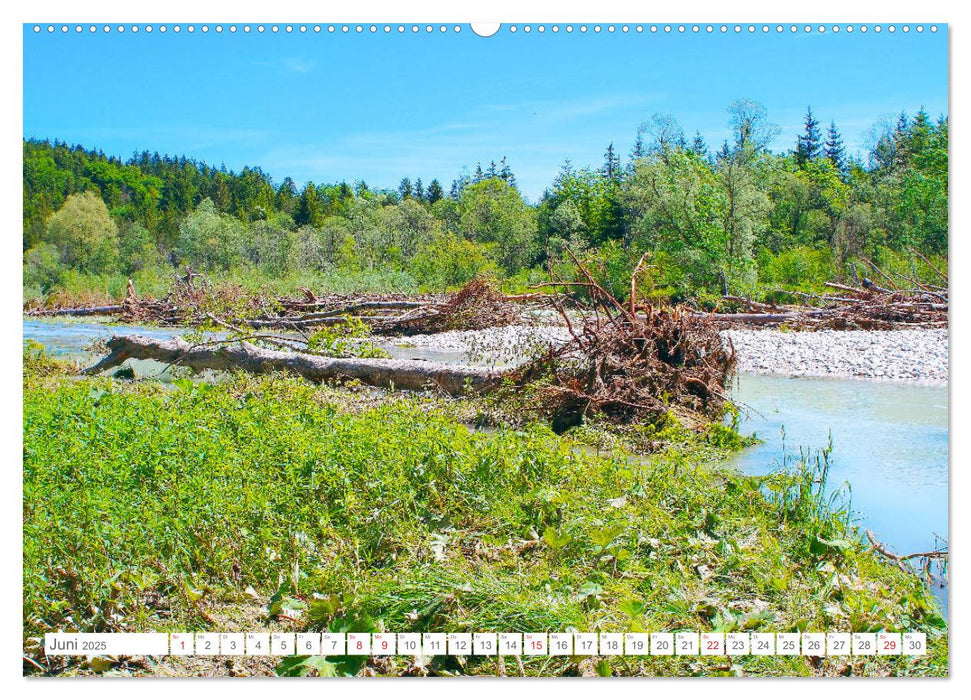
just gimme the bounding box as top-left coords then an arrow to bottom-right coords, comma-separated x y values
82,334 -> 496,396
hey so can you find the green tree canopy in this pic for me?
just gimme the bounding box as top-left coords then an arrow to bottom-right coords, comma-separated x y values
457,178 -> 535,274
44,191 -> 119,273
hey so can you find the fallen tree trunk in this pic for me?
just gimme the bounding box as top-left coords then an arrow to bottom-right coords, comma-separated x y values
694,310 -> 831,325
27,305 -> 125,317
248,315 -> 402,329
83,335 -> 496,396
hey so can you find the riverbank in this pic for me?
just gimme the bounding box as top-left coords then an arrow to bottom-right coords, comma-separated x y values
24,315 -> 949,384
22,355 -> 948,677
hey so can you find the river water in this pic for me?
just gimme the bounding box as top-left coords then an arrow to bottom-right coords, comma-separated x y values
727,373 -> 948,610
23,317 -> 949,610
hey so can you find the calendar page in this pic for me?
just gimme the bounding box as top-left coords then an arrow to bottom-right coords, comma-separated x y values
20,10 -> 950,681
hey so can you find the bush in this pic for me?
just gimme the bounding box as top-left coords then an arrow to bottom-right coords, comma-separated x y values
247,220 -> 295,275
409,233 -> 497,291
118,221 -> 161,275
23,243 -> 66,293
177,199 -> 247,271
758,246 -> 836,289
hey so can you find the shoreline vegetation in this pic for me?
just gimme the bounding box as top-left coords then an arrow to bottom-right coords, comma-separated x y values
23,350 -> 948,677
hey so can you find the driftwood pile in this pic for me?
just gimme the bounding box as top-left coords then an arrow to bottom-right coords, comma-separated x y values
708,286 -> 947,330
708,257 -> 948,330
27,273 -> 527,336
67,260 -> 739,430
373,277 -> 522,335
512,254 -> 736,428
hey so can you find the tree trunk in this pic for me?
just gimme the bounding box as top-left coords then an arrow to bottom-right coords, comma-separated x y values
695,310 -> 830,325
28,305 -> 125,317
83,335 -> 496,396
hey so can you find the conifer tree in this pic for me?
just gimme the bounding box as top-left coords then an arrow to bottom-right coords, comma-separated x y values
824,120 -> 847,178
630,132 -> 645,161
890,111 -> 911,169
398,177 -> 413,200
690,131 -> 709,159
275,177 -> 297,213
716,140 -> 732,162
294,182 -> 324,227
795,107 -> 822,166
426,179 -> 444,204
603,143 -> 621,182
499,157 -> 517,188
907,108 -> 932,160
414,177 -> 424,202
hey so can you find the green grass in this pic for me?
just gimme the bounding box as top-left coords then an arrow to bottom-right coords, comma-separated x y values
22,354 -> 947,677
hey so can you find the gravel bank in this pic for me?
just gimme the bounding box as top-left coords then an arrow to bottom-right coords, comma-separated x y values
722,328 -> 948,383
383,325 -> 947,383
379,325 -> 573,367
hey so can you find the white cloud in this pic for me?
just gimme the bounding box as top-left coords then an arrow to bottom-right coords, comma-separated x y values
281,57 -> 316,75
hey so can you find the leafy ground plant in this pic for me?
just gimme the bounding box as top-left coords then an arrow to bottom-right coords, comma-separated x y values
22,359 -> 946,677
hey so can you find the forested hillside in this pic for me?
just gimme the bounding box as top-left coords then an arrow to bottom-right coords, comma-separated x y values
23,99 -> 948,305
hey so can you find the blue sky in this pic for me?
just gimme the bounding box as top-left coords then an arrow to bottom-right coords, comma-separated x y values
23,24 -> 948,201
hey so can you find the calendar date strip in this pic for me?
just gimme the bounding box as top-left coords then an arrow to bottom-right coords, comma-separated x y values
44,631 -> 926,658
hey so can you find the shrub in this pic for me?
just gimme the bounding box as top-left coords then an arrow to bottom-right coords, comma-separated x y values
409,233 -> 497,291
23,242 -> 66,293
758,246 -> 836,288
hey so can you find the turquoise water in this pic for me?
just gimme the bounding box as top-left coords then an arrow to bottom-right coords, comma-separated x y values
727,373 -> 948,609
23,317 -> 194,359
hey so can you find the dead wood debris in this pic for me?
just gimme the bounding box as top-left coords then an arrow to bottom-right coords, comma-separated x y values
82,334 -> 495,396
865,529 -> 948,587
372,277 -> 522,335
28,273 -> 531,336
76,258 -> 740,430
710,257 -> 947,330
510,250 -> 736,429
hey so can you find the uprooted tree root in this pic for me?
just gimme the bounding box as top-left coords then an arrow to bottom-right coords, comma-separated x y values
509,252 -> 736,429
